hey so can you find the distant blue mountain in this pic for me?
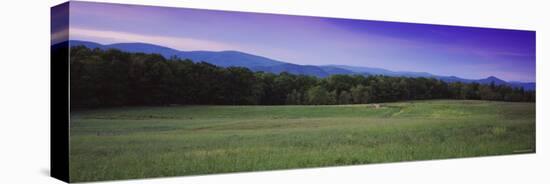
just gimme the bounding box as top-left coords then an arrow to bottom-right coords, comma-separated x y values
70,40 -> 106,50
70,40 -> 283,67
252,64 -> 333,78
325,65 -> 435,78
509,82 -> 536,91
477,76 -> 508,85
69,40 -> 535,91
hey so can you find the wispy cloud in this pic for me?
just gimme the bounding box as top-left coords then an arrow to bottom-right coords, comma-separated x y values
52,28 -> 69,44
69,27 -> 242,51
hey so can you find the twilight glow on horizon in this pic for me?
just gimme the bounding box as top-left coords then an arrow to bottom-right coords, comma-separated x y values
63,1 -> 535,82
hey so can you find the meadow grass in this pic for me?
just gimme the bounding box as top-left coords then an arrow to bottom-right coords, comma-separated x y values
69,100 -> 535,182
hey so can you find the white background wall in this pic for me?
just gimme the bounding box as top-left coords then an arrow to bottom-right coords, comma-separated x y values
0,0 -> 547,183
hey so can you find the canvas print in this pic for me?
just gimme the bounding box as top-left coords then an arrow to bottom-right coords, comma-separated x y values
51,1 -> 536,183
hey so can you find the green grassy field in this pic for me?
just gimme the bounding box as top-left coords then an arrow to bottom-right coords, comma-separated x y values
69,100 -> 535,182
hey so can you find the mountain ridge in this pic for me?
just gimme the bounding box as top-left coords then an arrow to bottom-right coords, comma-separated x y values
67,40 -> 535,90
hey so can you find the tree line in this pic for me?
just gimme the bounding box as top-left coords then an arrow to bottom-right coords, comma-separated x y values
69,46 -> 535,108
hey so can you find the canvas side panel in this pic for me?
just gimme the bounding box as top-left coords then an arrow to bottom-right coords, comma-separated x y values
51,2 -> 70,183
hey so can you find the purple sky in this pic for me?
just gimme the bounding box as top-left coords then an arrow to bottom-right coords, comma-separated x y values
64,1 -> 535,82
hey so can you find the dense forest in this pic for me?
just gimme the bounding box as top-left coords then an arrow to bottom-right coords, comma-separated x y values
69,46 -> 535,108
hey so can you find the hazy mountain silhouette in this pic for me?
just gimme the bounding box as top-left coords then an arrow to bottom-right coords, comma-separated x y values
68,40 -> 535,90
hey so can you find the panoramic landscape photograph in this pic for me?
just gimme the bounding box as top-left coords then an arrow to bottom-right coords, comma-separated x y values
53,1 -> 535,182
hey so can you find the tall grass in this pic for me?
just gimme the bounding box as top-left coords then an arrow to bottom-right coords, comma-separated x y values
69,100 -> 535,182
